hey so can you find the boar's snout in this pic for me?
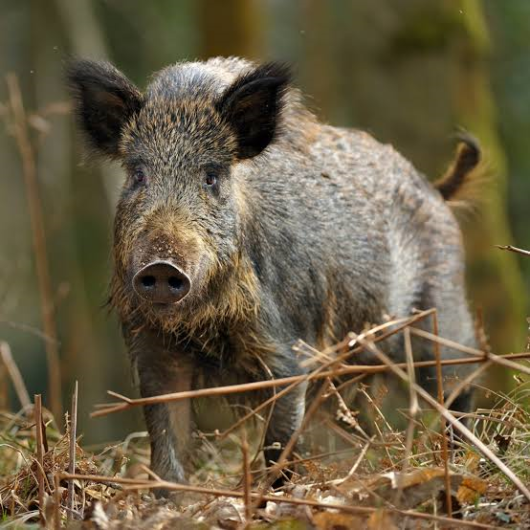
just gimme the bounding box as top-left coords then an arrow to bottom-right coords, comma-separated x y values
133,260 -> 191,305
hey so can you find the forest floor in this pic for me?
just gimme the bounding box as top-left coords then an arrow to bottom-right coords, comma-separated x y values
1,313 -> 530,529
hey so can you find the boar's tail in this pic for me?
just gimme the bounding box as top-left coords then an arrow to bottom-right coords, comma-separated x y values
434,133 -> 481,202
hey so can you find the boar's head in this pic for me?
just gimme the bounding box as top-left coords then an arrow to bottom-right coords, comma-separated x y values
67,59 -> 290,332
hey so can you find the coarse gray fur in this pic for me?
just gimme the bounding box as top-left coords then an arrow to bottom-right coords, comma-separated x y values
67,56 -> 478,492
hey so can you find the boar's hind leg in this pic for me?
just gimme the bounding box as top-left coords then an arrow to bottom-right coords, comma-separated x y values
415,278 -> 478,420
131,336 -> 194,496
262,357 -> 307,489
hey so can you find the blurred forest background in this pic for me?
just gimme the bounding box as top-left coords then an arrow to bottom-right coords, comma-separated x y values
0,0 -> 528,443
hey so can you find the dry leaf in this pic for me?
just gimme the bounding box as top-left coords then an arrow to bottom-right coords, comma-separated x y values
343,468 -> 464,510
457,476 -> 488,504
464,449 -> 481,469
367,509 -> 397,530
313,511 -> 365,530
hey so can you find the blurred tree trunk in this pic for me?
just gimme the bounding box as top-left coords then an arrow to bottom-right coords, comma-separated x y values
484,0 -> 530,310
55,0 -> 123,209
30,0 -> 124,438
298,1 -> 524,388
451,0 -> 526,361
0,1 -> 40,410
299,0 -> 338,123
196,0 -> 265,59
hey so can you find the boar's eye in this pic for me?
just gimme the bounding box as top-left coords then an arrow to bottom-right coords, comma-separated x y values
205,172 -> 218,188
132,167 -> 147,187
203,165 -> 221,192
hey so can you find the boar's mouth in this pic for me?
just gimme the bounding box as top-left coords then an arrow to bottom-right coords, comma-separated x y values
132,260 -> 191,305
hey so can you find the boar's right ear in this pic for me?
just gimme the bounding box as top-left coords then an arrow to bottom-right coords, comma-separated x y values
66,59 -> 143,158
216,62 -> 290,160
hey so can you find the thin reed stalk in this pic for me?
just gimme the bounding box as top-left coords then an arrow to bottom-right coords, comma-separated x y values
5,74 -> 62,421
34,394 -> 45,527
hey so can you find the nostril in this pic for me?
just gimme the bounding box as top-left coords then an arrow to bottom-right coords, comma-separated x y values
168,276 -> 183,291
133,261 -> 191,303
141,275 -> 156,289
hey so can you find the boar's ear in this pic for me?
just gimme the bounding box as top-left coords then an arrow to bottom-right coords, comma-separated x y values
216,63 -> 290,160
66,59 -> 143,158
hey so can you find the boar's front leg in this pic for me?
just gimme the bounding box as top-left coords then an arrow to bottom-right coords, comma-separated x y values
262,354 -> 307,489
139,359 -> 193,489
126,328 -> 194,492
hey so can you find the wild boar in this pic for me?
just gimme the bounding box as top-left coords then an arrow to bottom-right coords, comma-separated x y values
67,57 -> 478,490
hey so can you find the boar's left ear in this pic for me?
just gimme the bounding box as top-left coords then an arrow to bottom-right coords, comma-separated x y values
216,62 -> 291,160
66,59 -> 143,158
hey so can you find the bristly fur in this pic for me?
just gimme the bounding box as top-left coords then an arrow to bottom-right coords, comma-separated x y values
434,133 -> 481,202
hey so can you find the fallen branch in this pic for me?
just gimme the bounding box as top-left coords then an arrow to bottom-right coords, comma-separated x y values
410,327 -> 530,377
57,472 -> 498,529
92,352 -> 530,418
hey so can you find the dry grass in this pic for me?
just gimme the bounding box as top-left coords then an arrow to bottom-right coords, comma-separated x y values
1,315 -> 530,529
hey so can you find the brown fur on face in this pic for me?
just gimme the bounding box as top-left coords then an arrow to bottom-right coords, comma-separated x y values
109,183 -> 263,337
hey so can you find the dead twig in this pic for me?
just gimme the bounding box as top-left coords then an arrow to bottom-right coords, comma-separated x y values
34,394 -> 45,527
0,319 -> 61,346
220,379 -> 306,440
496,245 -> 530,257
410,327 -> 530,376
357,383 -> 398,464
67,381 -> 78,522
395,327 -> 420,507
0,341 -> 30,410
6,74 -> 62,421
252,379 -> 332,510
445,361 -> 492,412
92,352 -> 530,418
329,436 -> 374,486
54,473 -> 61,530
241,434 -> 252,524
0,351 -> 7,410
432,310 -> 453,516
327,376 -> 368,437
